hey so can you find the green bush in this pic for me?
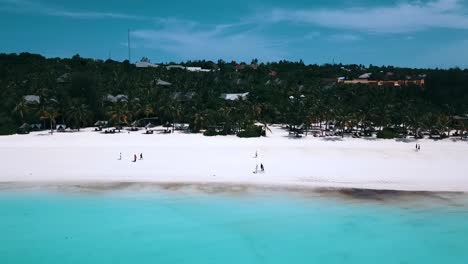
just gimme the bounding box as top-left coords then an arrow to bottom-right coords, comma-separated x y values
203,126 -> 232,136
0,113 -> 17,135
237,126 -> 265,138
377,127 -> 396,139
203,128 -> 218,136
0,125 -> 16,135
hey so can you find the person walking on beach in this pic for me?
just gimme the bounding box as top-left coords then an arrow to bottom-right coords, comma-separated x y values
140,153 -> 143,160
253,164 -> 258,174
133,154 -> 137,162
260,163 -> 264,172
254,150 -> 258,158
418,144 -> 421,151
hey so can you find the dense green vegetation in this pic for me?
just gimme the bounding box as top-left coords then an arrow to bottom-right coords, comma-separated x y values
1,52 -> 467,137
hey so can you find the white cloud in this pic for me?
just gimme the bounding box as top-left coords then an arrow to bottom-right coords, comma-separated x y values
0,0 -> 149,20
328,34 -> 361,41
260,0 -> 468,33
47,10 -> 147,20
131,19 -> 287,62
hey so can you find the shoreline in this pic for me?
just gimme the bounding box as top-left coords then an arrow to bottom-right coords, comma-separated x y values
2,181 -> 467,207
1,180 -> 465,195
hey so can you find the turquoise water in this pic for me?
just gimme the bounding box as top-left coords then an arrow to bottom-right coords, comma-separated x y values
1,188 -> 468,264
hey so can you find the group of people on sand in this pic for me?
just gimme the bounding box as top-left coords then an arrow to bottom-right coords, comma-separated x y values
253,163 -> 265,174
415,144 -> 421,152
253,150 -> 265,174
118,152 -> 143,162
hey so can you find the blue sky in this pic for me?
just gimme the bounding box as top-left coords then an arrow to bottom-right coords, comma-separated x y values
1,0 -> 467,68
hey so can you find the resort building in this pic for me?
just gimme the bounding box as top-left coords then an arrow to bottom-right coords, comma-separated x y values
103,94 -> 128,103
135,61 -> 159,68
172,92 -> 196,102
166,65 -> 211,72
358,73 -> 372,79
155,79 -> 172,86
56,73 -> 71,84
186,67 -> 211,72
337,78 -> 425,87
23,95 -> 40,104
220,92 -> 249,101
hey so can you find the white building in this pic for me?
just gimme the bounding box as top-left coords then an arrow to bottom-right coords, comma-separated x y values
358,73 -> 372,79
166,65 -> 211,72
156,79 -> 172,86
104,94 -> 128,103
220,92 -> 249,101
186,67 -> 211,72
23,95 -> 40,104
135,62 -> 159,68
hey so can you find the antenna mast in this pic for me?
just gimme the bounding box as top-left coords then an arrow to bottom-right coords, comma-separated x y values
128,29 -> 131,62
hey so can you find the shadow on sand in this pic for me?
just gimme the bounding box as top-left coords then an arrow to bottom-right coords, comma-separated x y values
320,137 -> 344,142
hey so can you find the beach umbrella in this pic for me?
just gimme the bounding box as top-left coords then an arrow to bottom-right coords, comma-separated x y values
19,123 -> 30,129
145,122 -> 155,129
94,120 -> 108,127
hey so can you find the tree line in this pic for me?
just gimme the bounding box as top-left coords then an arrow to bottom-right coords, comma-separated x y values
1,52 -> 467,137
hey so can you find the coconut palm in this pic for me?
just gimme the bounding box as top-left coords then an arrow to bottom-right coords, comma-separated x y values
39,106 -> 59,134
12,99 -> 29,122
106,102 -> 131,129
160,102 -> 183,132
66,100 -> 92,131
140,103 -> 155,118
190,111 -> 206,132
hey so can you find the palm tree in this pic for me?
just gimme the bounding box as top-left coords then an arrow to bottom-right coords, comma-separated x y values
218,106 -> 233,134
144,104 -> 155,118
66,101 -> 92,131
435,113 -> 451,136
39,106 -> 59,134
191,111 -> 206,132
12,99 -> 29,122
106,102 -> 131,130
160,102 -> 182,132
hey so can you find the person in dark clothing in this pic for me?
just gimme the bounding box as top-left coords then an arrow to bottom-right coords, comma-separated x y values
260,163 -> 264,172
133,154 -> 137,162
140,153 -> 143,160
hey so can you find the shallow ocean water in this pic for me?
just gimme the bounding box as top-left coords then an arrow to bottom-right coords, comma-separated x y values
1,187 -> 468,264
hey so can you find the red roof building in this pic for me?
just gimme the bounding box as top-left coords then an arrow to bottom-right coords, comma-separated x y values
235,64 -> 245,70
338,78 -> 425,88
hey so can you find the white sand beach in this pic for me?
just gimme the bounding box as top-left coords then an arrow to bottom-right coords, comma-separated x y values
0,126 -> 467,192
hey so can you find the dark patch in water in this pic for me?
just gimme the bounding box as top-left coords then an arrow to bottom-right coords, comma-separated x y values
322,188 -> 468,208
1,182 -> 467,206
337,188 -> 425,200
